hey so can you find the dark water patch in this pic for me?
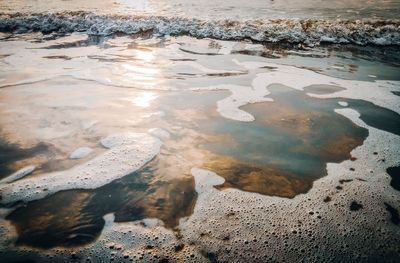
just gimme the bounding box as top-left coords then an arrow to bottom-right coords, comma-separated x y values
87,54 -> 136,63
0,32 -> 57,42
384,202 -> 400,225
341,99 -> 400,136
0,140 -> 49,179
179,47 -> 222,56
177,72 -> 247,78
0,251 -> 41,263
304,85 -> 345,95
387,166 -> 400,191
0,53 -> 10,59
37,35 -> 106,49
6,157 -> 197,249
205,72 -> 247,77
42,55 -> 71,60
114,176 -> 196,227
6,190 -> 102,248
231,49 -> 281,59
323,196 -> 332,202
392,91 -> 400,96
339,179 -> 353,184
201,250 -> 220,263
170,58 -> 197,62
174,243 -> 185,252
350,201 -> 363,211
325,44 -> 400,68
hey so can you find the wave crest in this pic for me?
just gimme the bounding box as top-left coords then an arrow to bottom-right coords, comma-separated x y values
1,12 -> 400,45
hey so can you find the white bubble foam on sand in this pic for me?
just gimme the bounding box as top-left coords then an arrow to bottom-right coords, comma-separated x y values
179,108 -> 400,262
69,147 -> 93,159
0,165 -> 35,184
192,84 -> 273,122
1,108 -> 397,262
188,58 -> 400,122
0,133 -> 161,204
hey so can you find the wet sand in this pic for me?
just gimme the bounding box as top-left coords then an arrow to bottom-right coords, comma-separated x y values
0,33 -> 399,261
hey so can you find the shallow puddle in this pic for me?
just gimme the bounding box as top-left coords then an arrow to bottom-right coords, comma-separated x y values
7,157 -> 197,248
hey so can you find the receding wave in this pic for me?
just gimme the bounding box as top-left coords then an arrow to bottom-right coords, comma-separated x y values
1,12 -> 400,45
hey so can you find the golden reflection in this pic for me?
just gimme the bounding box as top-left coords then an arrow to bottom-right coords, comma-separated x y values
127,91 -> 158,108
121,49 -> 161,87
121,45 -> 159,82
203,154 -> 312,198
135,49 -> 154,62
122,63 -> 159,76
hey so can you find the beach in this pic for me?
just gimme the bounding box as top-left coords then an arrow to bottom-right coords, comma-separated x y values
0,1 -> 399,262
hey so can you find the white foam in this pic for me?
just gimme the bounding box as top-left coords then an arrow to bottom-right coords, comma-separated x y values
192,83 -> 271,121
0,165 -> 35,184
142,218 -> 165,227
1,13 -> 400,45
191,59 -> 399,122
69,147 -> 93,159
0,133 -> 161,204
233,59 -> 400,116
191,168 -> 225,194
338,101 -> 348,107
179,108 -> 400,262
308,80 -> 400,114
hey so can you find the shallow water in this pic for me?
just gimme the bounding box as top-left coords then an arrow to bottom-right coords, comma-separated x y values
0,6 -> 399,259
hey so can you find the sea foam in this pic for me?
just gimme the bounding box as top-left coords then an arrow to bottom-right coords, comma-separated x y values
1,12 -> 400,45
0,133 -> 161,204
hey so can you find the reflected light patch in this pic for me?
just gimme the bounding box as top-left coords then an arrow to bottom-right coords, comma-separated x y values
130,92 -> 158,108
136,50 -> 154,62
122,63 -> 159,76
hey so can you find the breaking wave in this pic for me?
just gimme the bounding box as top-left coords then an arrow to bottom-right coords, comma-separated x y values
1,12 -> 400,45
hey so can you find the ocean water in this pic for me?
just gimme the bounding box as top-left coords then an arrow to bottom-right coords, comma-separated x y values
0,1 -> 400,262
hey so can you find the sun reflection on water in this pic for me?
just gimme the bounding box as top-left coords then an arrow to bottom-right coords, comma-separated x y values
135,50 -> 155,62
129,92 -> 158,108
